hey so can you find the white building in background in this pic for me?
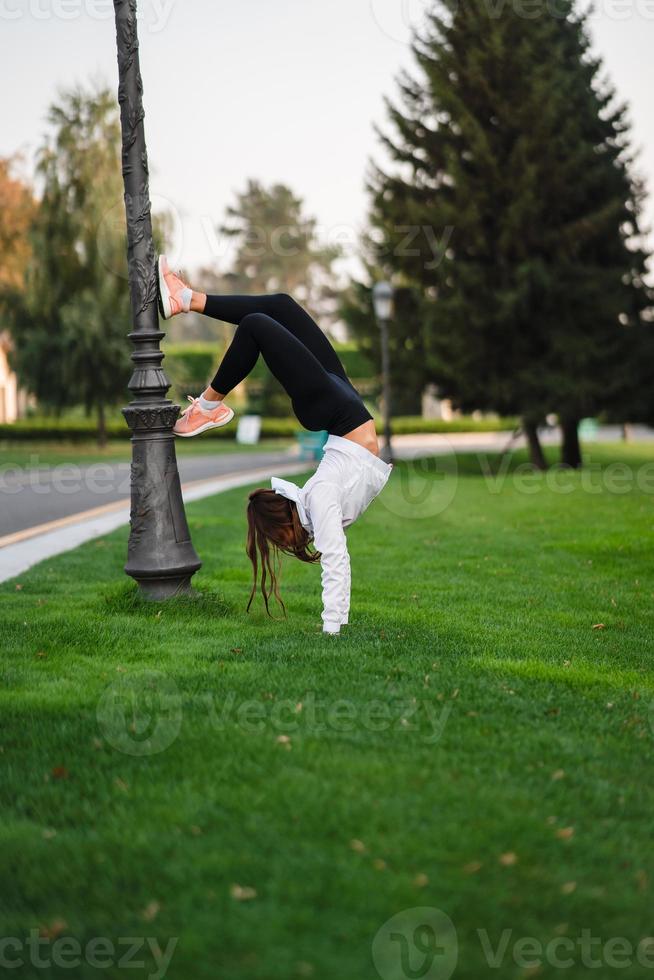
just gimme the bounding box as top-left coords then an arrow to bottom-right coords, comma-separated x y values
0,331 -> 26,423
421,383 -> 457,421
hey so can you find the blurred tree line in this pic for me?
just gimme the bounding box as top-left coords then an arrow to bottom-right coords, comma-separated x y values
342,0 -> 654,467
1,86 -> 133,446
0,87 -> 345,437
1,18 -> 653,460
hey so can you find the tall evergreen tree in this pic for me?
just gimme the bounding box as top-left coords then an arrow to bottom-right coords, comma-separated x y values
357,0 -> 651,466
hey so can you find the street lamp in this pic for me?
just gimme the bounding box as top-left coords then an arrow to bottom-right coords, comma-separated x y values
372,281 -> 395,463
113,0 -> 201,598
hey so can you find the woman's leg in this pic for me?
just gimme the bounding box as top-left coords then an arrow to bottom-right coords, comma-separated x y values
203,293 -> 348,381
210,312 -> 335,411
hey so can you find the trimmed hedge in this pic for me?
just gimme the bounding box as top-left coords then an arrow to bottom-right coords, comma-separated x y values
389,416 -> 517,435
0,417 -> 299,442
0,415 -> 517,442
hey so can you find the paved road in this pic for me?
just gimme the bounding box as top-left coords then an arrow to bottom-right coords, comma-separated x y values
0,448 -> 299,538
1,425 -> 652,539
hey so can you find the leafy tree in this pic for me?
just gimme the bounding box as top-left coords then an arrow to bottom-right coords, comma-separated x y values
353,0 -> 651,466
202,180 -> 341,415
0,156 -> 35,293
5,84 -> 169,446
0,156 -> 36,402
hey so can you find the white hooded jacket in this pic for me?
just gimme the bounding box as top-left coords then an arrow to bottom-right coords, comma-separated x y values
271,434 -> 393,634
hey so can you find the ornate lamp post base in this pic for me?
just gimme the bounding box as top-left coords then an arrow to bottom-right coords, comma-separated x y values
123,400 -> 201,600
129,573 -> 199,601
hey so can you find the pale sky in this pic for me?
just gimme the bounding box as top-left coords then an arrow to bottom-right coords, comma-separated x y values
3,0 -> 653,276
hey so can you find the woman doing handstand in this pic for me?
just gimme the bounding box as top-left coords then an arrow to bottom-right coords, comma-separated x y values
158,256 -> 393,635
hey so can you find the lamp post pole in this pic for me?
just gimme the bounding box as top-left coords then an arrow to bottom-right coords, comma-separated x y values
113,0 -> 201,598
372,282 -> 395,464
379,316 -> 393,463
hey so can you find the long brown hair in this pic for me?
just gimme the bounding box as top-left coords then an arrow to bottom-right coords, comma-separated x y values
246,488 -> 321,617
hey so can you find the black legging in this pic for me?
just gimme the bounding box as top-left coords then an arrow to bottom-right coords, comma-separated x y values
205,293 -> 373,437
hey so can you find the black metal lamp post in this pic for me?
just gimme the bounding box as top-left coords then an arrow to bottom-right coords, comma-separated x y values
113,0 -> 201,598
372,281 -> 395,464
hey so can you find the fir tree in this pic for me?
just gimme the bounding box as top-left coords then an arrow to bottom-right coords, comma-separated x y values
358,0 -> 651,466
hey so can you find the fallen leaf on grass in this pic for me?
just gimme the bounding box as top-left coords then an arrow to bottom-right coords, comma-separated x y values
463,861 -> 482,874
51,766 -> 69,780
39,919 -> 67,939
499,852 -> 518,866
592,623 -> 605,630
276,735 -> 291,749
636,870 -> 649,893
413,873 -> 429,888
349,839 -> 366,853
141,901 -> 160,922
373,858 -> 387,871
556,827 -> 575,840
230,884 -> 257,901
15,584 -> 23,591
561,881 -> 577,895
551,769 -> 565,781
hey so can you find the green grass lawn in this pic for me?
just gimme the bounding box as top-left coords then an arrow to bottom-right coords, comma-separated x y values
1,443 -> 653,979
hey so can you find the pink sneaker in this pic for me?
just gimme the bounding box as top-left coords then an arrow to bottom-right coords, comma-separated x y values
158,255 -> 193,319
173,396 -> 235,437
